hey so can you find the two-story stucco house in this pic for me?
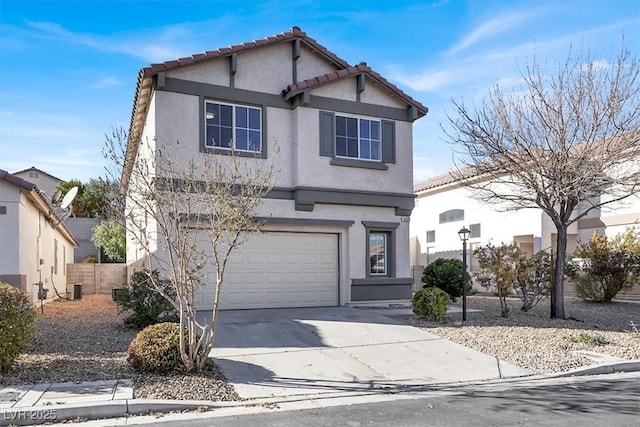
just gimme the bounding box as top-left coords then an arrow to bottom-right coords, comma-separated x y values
122,27 -> 427,310
0,169 -> 78,304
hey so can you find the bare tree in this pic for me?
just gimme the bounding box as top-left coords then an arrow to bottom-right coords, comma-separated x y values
104,127 -> 278,371
446,45 -> 640,319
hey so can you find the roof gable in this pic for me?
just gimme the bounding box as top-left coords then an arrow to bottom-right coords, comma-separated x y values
12,166 -> 63,183
0,169 -> 79,246
283,62 -> 427,116
142,26 -> 349,78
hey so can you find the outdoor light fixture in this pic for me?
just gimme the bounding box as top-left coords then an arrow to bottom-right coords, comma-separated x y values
458,226 -> 471,321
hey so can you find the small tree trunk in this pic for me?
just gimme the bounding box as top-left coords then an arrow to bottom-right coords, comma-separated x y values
551,226 -> 568,319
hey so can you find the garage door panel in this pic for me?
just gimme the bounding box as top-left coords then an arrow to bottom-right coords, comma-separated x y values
195,232 -> 338,309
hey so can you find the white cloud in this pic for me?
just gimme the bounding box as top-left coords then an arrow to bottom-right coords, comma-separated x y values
92,76 -> 122,89
0,110 -> 105,181
23,20 -> 217,63
449,11 -> 533,54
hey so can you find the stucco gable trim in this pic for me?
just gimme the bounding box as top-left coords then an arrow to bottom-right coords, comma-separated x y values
283,63 -> 428,118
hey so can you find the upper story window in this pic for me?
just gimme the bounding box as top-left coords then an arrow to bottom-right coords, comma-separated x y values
470,223 -> 481,238
205,101 -> 261,152
439,209 -> 464,224
319,111 -> 396,168
335,116 -> 381,161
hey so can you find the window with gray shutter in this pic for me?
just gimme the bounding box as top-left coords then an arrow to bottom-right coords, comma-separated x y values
381,120 -> 395,163
470,223 -> 481,238
319,111 -> 395,164
426,230 -> 435,243
319,111 -> 335,157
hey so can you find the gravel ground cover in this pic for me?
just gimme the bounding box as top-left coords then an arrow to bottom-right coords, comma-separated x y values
0,295 -> 240,401
395,296 -> 640,374
1,294 -> 638,401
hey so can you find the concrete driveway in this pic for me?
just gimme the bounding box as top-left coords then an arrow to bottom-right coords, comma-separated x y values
201,307 -> 533,399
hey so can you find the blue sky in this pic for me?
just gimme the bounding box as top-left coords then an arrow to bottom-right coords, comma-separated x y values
0,0 -> 638,184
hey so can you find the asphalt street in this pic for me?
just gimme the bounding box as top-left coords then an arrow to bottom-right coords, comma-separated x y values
100,372 -> 640,427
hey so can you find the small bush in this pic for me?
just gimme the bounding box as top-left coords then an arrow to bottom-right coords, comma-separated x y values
630,321 -> 640,339
568,230 -> 640,303
421,258 -> 471,302
116,270 -> 178,329
412,287 -> 450,322
128,322 -> 185,373
570,333 -> 610,346
0,283 -> 37,372
82,255 -> 98,263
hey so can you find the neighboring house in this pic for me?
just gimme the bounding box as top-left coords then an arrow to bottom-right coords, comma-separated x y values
13,166 -> 63,199
0,169 -> 78,304
410,167 -> 640,290
14,167 -> 103,264
122,27 -> 428,309
65,218 -> 102,263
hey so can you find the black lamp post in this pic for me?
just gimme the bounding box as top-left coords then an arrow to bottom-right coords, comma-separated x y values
458,226 -> 471,322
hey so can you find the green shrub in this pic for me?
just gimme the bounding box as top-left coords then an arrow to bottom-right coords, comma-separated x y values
127,322 -> 185,373
116,270 -> 178,329
568,230 -> 640,303
412,287 -> 450,322
0,283 -> 37,372
421,258 -> 471,302
570,333 -> 610,346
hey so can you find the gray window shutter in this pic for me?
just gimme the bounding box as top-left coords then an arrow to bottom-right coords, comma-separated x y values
319,111 -> 335,157
381,120 -> 395,163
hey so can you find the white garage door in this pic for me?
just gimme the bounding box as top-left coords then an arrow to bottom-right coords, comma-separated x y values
195,232 -> 339,309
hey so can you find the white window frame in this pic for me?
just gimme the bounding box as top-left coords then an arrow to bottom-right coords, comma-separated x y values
335,114 -> 382,162
369,232 -> 387,275
204,100 -> 262,153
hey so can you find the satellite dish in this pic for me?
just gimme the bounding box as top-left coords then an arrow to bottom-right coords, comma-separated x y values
51,189 -> 63,205
60,186 -> 78,210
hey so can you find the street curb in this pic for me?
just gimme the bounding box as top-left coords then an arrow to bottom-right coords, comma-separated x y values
3,361 -> 640,426
545,360 -> 640,378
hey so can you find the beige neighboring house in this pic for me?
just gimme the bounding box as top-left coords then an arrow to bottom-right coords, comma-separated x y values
12,166 -> 63,199
0,169 -> 78,304
123,27 -> 428,309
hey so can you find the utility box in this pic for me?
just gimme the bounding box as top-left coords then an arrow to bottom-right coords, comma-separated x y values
68,283 -> 83,300
112,287 -> 125,301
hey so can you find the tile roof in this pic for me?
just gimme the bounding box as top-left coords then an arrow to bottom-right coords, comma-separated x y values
413,166 -> 483,193
1,169 -> 37,192
283,62 -> 428,116
141,26 -> 349,77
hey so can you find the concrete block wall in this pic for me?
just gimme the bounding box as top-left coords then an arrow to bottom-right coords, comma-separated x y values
66,263 -> 127,295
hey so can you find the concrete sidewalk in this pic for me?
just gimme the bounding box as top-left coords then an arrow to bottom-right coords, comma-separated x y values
2,305 -> 640,426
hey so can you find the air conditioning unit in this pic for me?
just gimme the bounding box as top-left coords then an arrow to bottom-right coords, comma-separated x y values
66,283 -> 83,300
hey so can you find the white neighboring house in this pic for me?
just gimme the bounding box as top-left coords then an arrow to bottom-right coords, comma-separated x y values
410,168 -> 640,291
0,169 -> 78,304
122,27 -> 428,310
